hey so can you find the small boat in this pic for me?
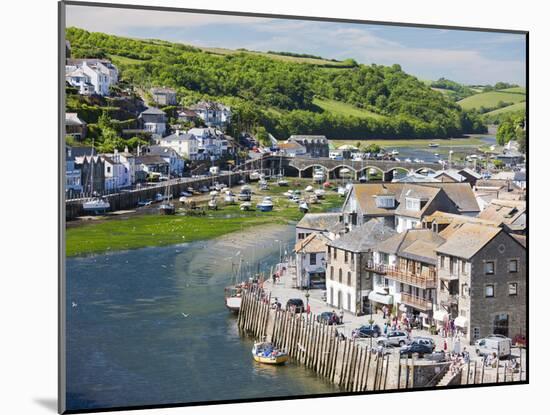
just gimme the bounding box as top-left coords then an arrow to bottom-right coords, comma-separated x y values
434,153 -> 440,157
180,191 -> 192,197
391,149 -> 399,155
137,199 -> 152,207
249,171 -> 261,181
405,158 -> 412,163
238,192 -> 251,201
187,186 -> 194,193
339,167 -> 351,177
257,197 -> 274,212
179,196 -> 188,203
208,198 -> 218,210
252,342 -> 289,365
299,201 -> 309,213
337,186 -> 347,197
308,194 -> 319,204
240,202 -> 253,211
394,157 -> 401,162
210,190 -> 219,196
159,202 -> 175,215
359,175 -> 367,183
154,193 -> 164,202
83,198 -> 110,214
199,185 -> 209,193
305,185 -> 314,192
224,193 -> 236,204
259,182 -> 269,191
224,285 -> 243,312
314,189 -> 325,198
277,178 -> 288,186
429,142 -> 439,148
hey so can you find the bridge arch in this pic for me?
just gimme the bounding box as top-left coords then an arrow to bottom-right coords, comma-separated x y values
328,164 -> 358,180
297,163 -> 330,178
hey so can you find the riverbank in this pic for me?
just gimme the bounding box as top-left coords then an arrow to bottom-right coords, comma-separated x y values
66,179 -> 343,257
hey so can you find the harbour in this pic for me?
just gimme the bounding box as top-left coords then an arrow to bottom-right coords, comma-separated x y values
65,224 -> 338,411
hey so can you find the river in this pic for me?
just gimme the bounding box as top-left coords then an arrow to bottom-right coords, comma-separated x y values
65,225 -> 338,411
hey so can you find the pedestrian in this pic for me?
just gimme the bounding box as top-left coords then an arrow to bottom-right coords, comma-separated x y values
462,347 -> 470,364
443,339 -> 448,353
383,322 -> 388,335
339,310 -> 344,324
306,303 -> 311,314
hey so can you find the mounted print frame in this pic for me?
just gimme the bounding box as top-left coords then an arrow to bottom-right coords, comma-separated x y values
59,1 -> 528,413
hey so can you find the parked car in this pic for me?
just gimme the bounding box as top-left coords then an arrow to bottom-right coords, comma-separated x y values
317,311 -> 340,325
411,337 -> 436,351
377,330 -> 411,347
400,342 -> 433,357
512,334 -> 527,348
352,324 -> 382,339
423,351 -> 446,362
475,335 -> 512,358
285,298 -> 305,313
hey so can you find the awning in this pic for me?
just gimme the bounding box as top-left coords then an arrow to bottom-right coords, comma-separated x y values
399,304 -> 407,312
433,310 -> 449,322
454,316 -> 468,327
419,312 -> 428,319
368,291 -> 393,305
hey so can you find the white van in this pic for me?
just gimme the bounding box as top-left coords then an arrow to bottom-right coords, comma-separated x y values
475,335 -> 512,358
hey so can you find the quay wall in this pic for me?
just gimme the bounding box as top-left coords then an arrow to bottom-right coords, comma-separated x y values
65,172 -> 247,220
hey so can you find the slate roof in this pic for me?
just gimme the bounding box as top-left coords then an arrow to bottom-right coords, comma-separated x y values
140,107 -> 166,115
435,223 -> 502,259
375,229 -> 445,265
162,132 -> 196,141
433,170 -> 465,182
134,155 -> 168,165
395,185 -> 442,219
328,219 -> 396,253
423,183 -> 480,214
295,232 -> 332,254
348,183 -> 405,216
296,213 -> 341,231
423,211 -> 501,228
478,199 -> 526,225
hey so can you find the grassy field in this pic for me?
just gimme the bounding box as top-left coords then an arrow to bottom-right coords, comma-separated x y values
482,102 -> 526,118
500,87 -> 526,94
199,47 -> 349,67
109,54 -> 148,65
313,98 -> 385,119
66,180 -> 344,257
458,90 -> 526,110
329,137 -> 488,148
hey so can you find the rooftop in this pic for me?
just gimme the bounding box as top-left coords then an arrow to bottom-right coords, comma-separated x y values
140,107 -> 166,116
295,232 -> 332,254
296,212 -> 341,231
328,219 -> 396,253
436,223 -> 503,260
375,229 -> 445,264
478,199 -> 526,225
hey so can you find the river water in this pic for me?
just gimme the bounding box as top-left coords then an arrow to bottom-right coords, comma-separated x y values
65,225 -> 338,411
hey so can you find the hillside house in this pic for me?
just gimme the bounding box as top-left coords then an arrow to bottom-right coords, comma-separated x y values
102,151 -> 131,191
65,59 -> 118,96
287,135 -> 329,158
158,131 -> 199,160
139,107 -> 167,137
295,212 -> 344,242
65,146 -> 82,195
142,145 -> 185,176
150,87 -> 177,106
191,101 -> 231,128
65,113 -> 87,140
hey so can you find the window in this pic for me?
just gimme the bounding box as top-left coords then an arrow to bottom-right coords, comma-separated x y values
509,259 -> 518,273
473,327 -> 481,340
107,166 -> 111,173
461,260 -> 466,274
485,284 -> 494,298
338,269 -> 342,283
327,246 -> 331,255
330,266 -> 334,280
508,283 -> 518,296
440,280 -> 445,291
484,261 -> 495,275
298,233 -> 305,240
347,271 -> 351,286
440,256 -> 445,268
344,251 -> 348,263
461,283 -> 469,296
334,249 -> 337,260
310,254 -> 317,266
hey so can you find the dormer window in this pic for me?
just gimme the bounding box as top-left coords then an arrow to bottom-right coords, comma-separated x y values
375,195 -> 395,208
405,197 -> 421,211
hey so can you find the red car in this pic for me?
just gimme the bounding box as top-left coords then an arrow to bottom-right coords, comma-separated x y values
513,334 -> 527,348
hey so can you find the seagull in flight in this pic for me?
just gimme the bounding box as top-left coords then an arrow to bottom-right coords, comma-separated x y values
72,302 -> 77,308
181,312 -> 189,318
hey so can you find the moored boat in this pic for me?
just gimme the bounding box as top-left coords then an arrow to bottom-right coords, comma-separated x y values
429,142 -> 439,148
159,202 -> 175,215
83,197 -> 110,214
314,189 -> 325,198
208,197 -> 218,210
252,342 -> 289,365
240,202 -> 253,211
299,201 -> 309,213
256,197 -> 274,212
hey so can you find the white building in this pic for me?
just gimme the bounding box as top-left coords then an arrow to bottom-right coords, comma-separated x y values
65,60 -> 118,96
102,151 -> 131,191
65,146 -> 82,194
295,233 -> 332,289
143,145 -> 185,176
188,127 -> 226,159
158,131 -> 199,160
139,108 -> 167,138
191,101 -> 231,128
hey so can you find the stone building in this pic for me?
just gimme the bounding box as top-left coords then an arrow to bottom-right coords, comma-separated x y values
325,219 -> 396,315
288,135 -> 329,158
434,222 -> 526,344
150,87 -> 177,106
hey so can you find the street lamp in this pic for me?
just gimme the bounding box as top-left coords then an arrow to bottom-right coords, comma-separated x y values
305,289 -> 310,313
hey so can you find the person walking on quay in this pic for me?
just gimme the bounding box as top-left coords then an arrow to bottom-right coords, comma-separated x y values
382,305 -> 388,319
443,339 -> 448,353
383,322 -> 388,335
339,310 -> 344,325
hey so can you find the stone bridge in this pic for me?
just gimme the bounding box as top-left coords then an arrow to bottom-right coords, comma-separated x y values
236,155 -> 441,182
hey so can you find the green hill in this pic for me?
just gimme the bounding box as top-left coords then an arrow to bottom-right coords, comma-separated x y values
458,90 -> 525,111
481,102 -> 526,124
66,27 -> 486,140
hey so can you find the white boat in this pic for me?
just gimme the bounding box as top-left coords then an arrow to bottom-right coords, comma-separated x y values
224,193 -> 236,204
339,167 -> 351,177
359,175 -> 368,183
405,158 -> 412,163
257,197 -> 274,212
299,201 -> 309,213
179,196 -> 188,203
83,198 -> 110,214
305,185 -> 314,192
240,202 -> 253,211
277,178 -> 289,186
259,182 -> 269,191
208,198 -> 218,210
210,190 -> 219,196
391,149 -> 399,155
249,171 -> 261,181
159,202 -> 175,215
434,153 -> 440,157
413,158 -> 421,163
337,186 -> 347,197
429,142 -> 439,148
314,189 -> 325,198
308,194 -> 319,204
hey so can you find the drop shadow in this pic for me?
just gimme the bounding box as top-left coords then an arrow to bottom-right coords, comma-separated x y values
34,398 -> 57,413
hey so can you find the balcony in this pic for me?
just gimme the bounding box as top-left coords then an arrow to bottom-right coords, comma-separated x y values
384,265 -> 437,289
364,261 -> 386,274
439,293 -> 458,307
400,292 -> 433,311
